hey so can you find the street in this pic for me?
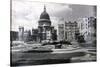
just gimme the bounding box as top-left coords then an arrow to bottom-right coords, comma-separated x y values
11,43 -> 96,66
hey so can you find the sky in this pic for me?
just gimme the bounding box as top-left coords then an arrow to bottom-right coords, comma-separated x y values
11,0 -> 96,31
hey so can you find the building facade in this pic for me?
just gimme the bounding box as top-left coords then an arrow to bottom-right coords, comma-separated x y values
18,26 -> 24,41
38,6 -> 57,42
88,17 -> 96,41
58,21 -> 79,41
31,29 -> 39,42
10,31 -> 18,41
58,24 -> 64,41
65,21 -> 79,41
77,18 -> 89,41
24,30 -> 32,42
77,17 -> 96,42
17,6 -> 57,42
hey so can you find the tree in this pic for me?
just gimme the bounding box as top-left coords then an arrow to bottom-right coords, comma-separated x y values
77,35 -> 85,43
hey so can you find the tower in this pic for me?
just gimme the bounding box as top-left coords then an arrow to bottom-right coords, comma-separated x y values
18,26 -> 24,41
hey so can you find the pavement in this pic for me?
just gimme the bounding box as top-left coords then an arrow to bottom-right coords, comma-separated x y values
11,43 -> 96,66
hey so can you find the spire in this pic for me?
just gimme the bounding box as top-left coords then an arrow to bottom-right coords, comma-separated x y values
44,5 -> 46,12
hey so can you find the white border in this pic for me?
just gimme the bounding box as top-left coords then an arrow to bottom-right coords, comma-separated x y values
0,0 -> 100,67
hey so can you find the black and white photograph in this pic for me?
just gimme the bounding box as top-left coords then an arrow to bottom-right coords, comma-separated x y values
10,0 -> 97,66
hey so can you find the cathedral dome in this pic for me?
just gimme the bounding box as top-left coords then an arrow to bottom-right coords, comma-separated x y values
40,11 -> 50,20
40,6 -> 50,20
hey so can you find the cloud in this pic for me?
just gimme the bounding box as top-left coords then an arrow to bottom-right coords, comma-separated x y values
12,0 -> 72,31
11,0 -> 95,31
